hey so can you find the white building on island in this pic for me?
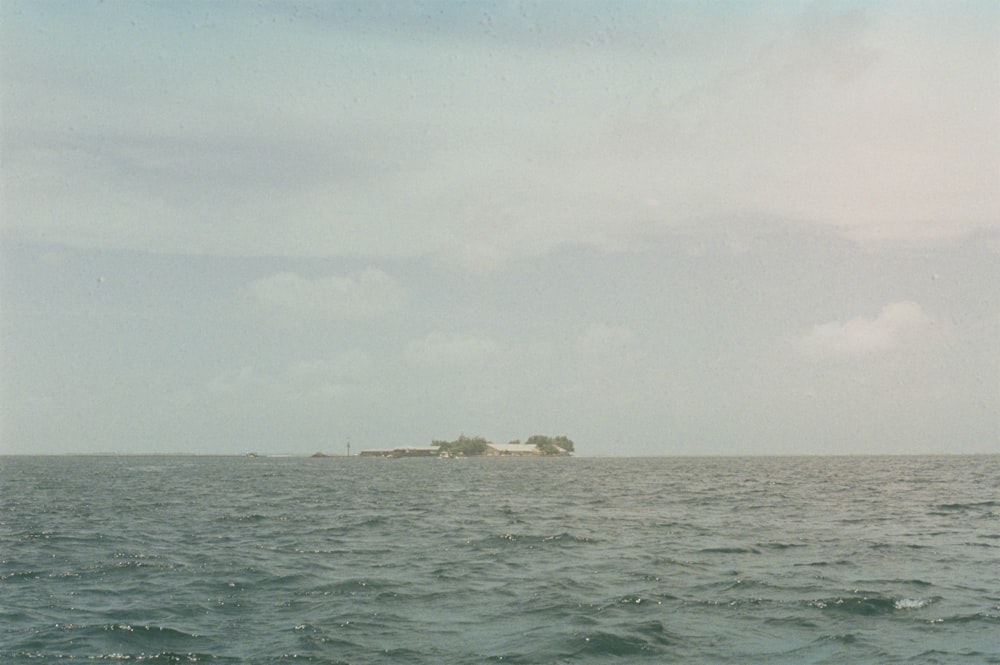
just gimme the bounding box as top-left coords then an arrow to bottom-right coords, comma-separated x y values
485,443 -> 543,456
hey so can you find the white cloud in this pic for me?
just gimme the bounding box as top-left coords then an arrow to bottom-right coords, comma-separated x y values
285,354 -> 369,385
284,353 -> 371,397
796,301 -> 941,358
247,269 -> 404,320
559,323 -> 651,416
405,332 -> 501,368
4,3 -> 995,267
186,353 -> 371,407
576,323 -> 637,362
205,366 -> 264,397
988,234 -> 1000,255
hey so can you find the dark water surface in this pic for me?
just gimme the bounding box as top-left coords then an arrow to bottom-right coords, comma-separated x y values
2,455 -> 998,663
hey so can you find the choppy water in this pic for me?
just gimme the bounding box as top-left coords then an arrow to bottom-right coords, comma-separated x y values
1,455 -> 998,664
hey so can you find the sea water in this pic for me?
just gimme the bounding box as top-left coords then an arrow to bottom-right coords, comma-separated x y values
1,455 -> 997,664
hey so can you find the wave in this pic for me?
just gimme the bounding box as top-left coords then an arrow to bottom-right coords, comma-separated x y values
757,541 -> 808,549
3,623 -> 216,663
794,559 -> 852,567
572,620 -> 680,658
3,651 -> 232,663
468,531 -> 595,551
934,500 -> 998,511
697,546 -> 761,554
100,623 -> 200,638
929,611 -> 1000,625
217,512 -> 268,523
291,622 -> 366,653
573,630 -> 651,657
0,570 -> 42,582
5,454 -> 997,664
809,594 -> 935,615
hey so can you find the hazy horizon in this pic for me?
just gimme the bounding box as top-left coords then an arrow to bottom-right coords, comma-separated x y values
2,1 -> 997,456
1,451 -> 997,459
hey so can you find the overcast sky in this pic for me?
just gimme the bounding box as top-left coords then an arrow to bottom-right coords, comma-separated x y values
2,1 -> 998,456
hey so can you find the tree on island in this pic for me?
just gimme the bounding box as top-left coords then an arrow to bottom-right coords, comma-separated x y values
431,434 -> 574,456
525,435 -> 574,455
432,435 -> 490,457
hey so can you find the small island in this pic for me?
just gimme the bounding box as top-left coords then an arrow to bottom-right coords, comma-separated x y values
359,434 -> 574,458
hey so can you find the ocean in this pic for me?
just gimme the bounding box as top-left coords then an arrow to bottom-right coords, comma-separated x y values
1,454 -> 997,664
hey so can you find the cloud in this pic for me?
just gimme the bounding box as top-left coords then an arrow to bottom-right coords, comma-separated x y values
284,353 -> 371,396
562,323 -> 647,411
405,332 -> 501,368
247,269 -> 404,320
185,352 -> 372,407
3,2 -> 996,267
988,233 -> 1000,255
795,301 -> 941,358
575,323 -> 637,363
205,365 -> 265,397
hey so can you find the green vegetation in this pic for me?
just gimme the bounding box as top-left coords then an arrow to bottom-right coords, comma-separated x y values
526,435 -> 575,455
432,435 -> 490,457
431,434 -> 574,456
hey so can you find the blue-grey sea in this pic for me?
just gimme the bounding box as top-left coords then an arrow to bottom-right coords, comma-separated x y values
1,455 -> 997,664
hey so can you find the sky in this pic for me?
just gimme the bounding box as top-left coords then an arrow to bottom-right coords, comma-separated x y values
1,0 -> 998,456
